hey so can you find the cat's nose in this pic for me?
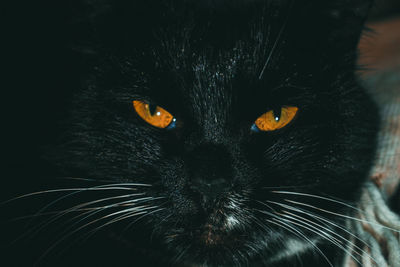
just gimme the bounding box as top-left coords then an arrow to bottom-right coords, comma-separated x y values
191,178 -> 230,207
187,143 -> 232,205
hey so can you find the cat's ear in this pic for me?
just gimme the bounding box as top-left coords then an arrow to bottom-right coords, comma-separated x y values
325,1 -> 372,40
306,0 -> 373,51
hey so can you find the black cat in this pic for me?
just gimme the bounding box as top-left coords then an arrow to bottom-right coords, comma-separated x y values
3,0 -> 380,266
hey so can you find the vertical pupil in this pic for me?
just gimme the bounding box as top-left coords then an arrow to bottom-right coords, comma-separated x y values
273,108 -> 281,122
149,103 -> 157,116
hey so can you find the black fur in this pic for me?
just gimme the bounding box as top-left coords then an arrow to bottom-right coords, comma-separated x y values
3,0 -> 379,266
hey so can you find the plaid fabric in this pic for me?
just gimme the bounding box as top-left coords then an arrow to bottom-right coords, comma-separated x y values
344,17 -> 400,267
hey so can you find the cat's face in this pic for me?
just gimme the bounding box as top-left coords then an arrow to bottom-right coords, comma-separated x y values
52,0 -> 378,265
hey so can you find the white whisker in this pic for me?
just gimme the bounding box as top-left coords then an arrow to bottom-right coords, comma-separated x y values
267,218 -> 333,267
35,205 -> 159,265
277,211 -> 364,266
2,183 -> 151,205
268,199 -> 374,253
271,191 -> 364,214
285,199 -> 400,233
82,206 -> 165,240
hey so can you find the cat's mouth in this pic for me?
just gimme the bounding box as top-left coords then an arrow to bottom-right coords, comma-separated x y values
163,195 -> 246,253
192,198 -> 244,246
196,214 -> 243,247
200,223 -> 227,246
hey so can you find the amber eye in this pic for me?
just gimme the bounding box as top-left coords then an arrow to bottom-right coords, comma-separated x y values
252,106 -> 298,132
133,100 -> 176,129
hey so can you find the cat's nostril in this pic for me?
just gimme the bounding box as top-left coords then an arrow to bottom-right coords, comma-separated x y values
191,178 -> 229,191
190,177 -> 230,205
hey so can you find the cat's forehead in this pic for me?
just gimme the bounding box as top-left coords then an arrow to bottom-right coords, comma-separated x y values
116,0 -> 319,126
134,0 -> 316,92
139,20 -> 307,114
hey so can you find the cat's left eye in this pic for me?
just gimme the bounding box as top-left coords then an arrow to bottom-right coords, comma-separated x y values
133,100 -> 176,129
251,106 -> 298,132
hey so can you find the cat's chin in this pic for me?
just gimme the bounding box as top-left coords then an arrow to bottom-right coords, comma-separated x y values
179,237 -> 246,267
167,220 -> 244,248
164,224 -> 251,266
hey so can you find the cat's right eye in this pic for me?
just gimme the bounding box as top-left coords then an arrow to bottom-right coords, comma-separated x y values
133,100 -> 177,129
251,106 -> 298,132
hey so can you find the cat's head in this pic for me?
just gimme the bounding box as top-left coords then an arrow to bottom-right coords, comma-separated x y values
49,0 -> 378,265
